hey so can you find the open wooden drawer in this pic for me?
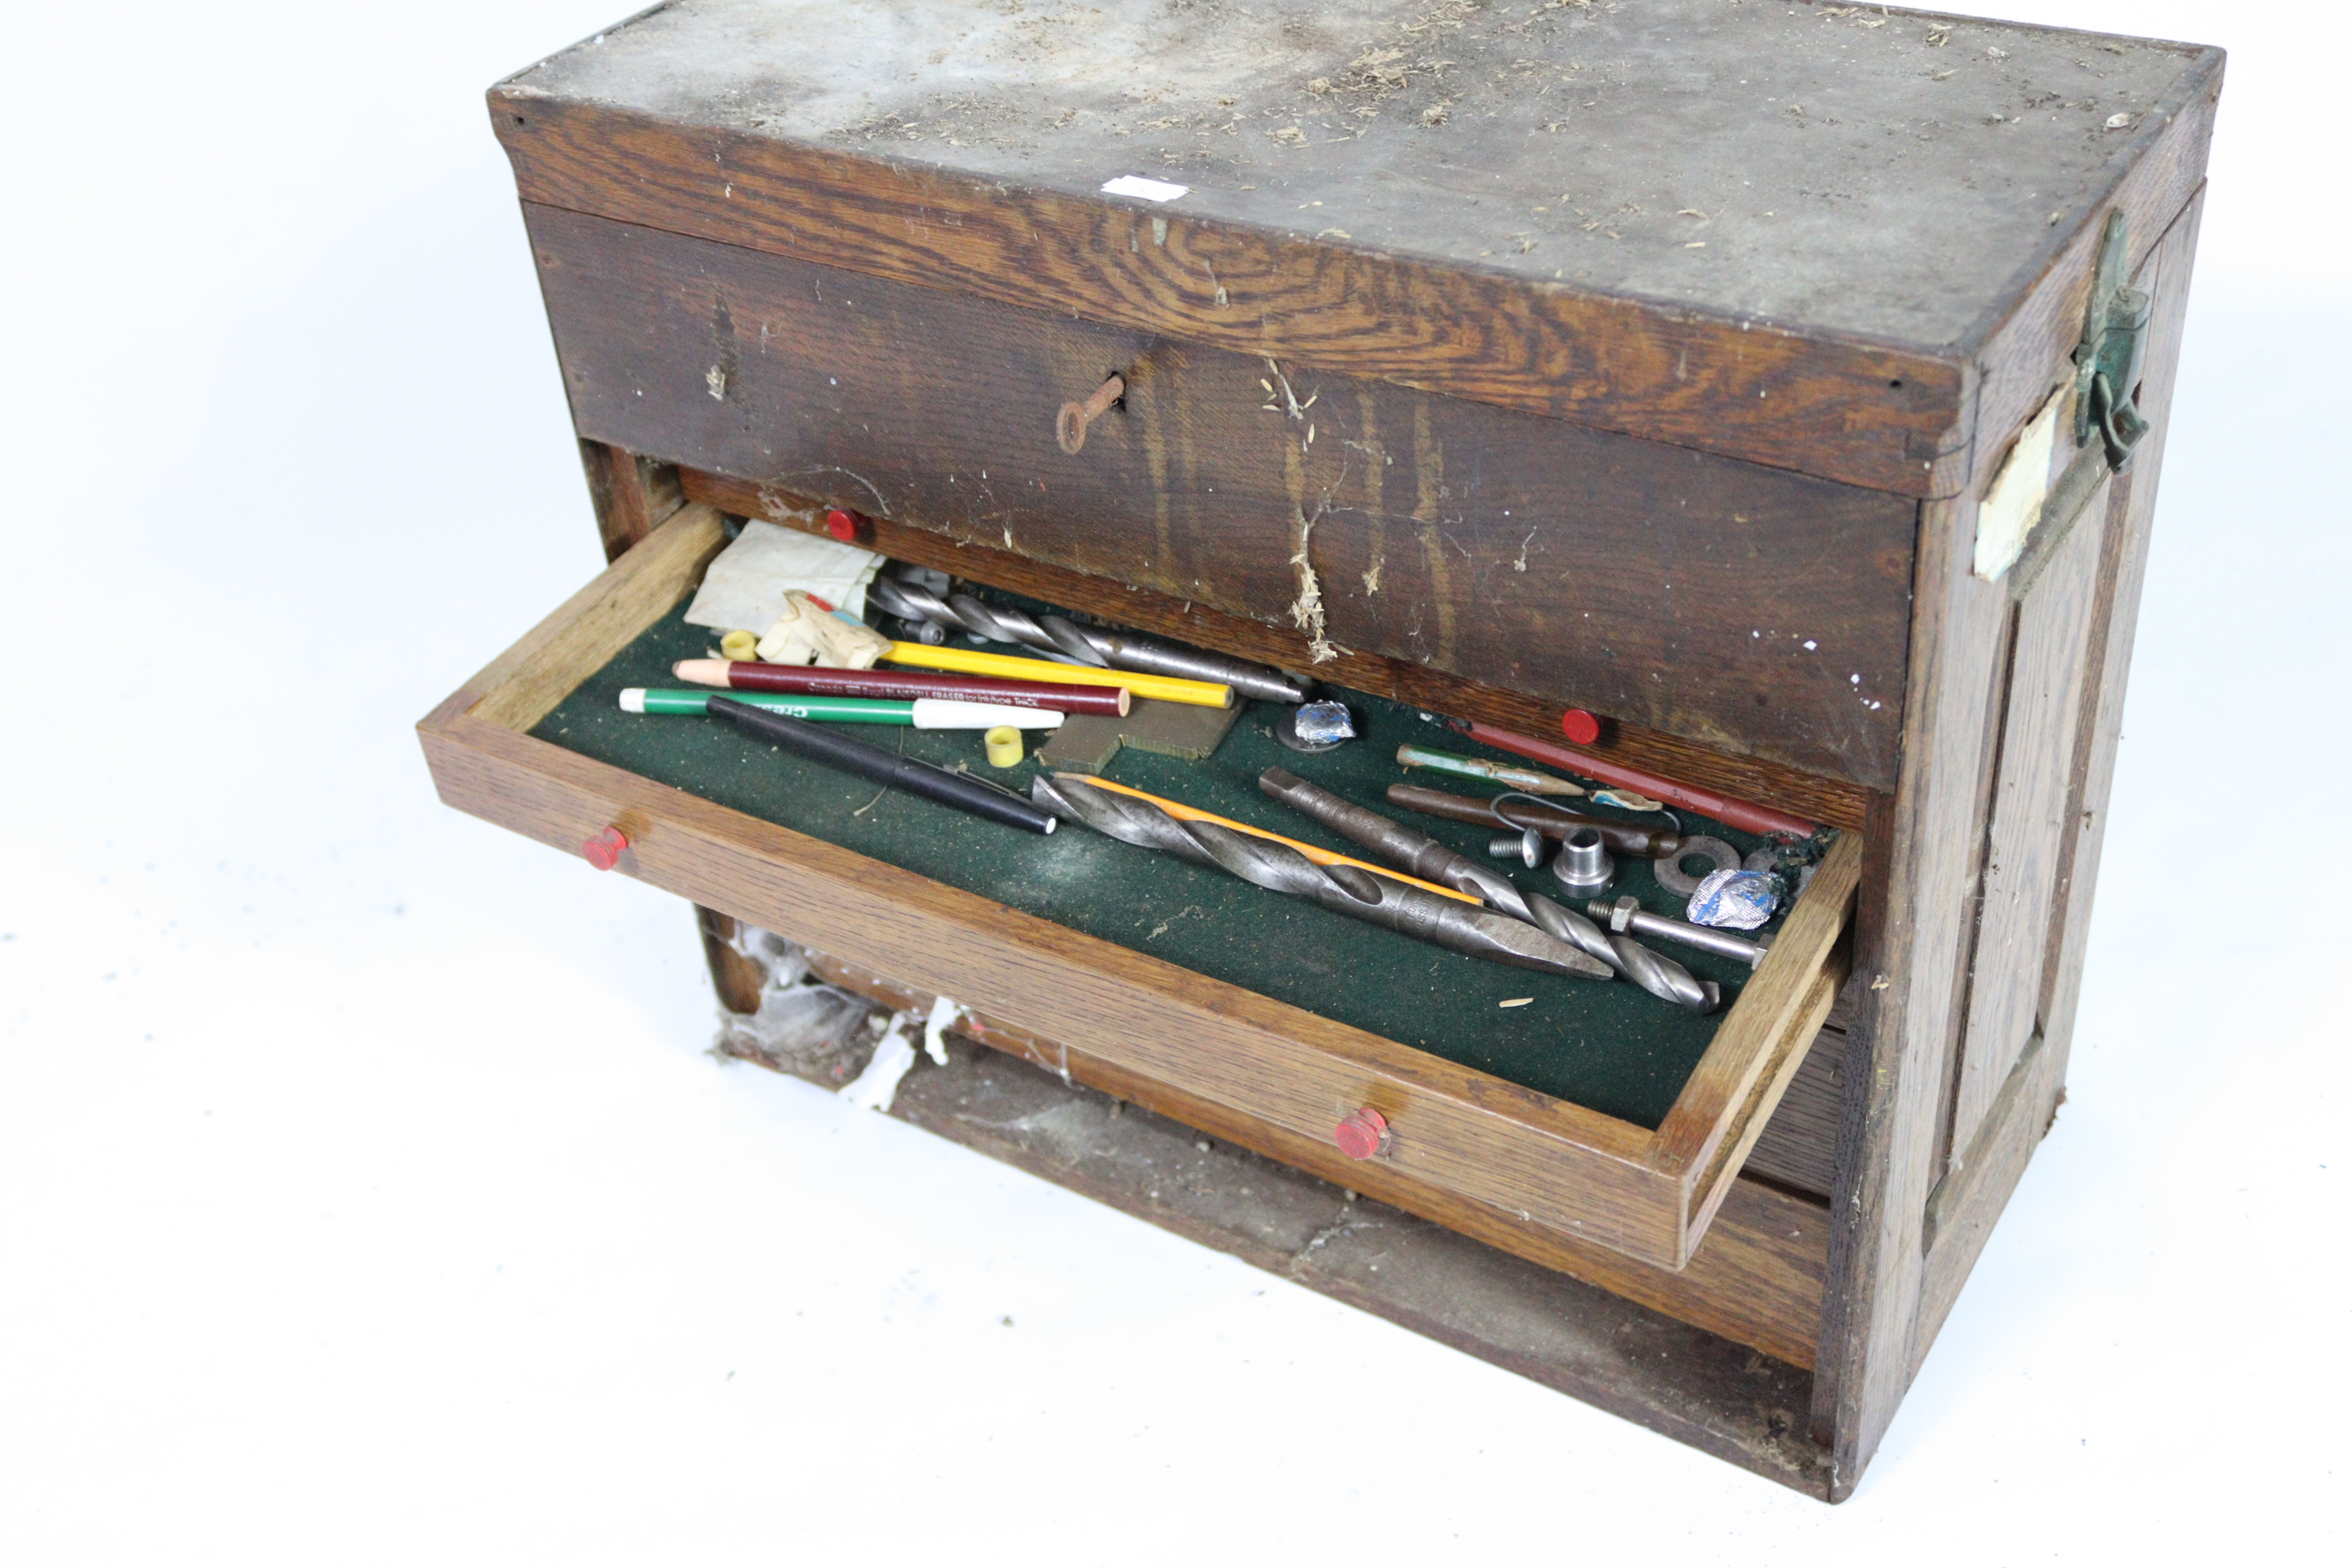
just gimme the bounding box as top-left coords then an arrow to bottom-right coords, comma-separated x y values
418,500 -> 1856,1355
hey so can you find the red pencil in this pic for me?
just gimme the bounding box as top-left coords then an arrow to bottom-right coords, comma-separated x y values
669,659 -> 1131,716
1463,721 -> 1820,839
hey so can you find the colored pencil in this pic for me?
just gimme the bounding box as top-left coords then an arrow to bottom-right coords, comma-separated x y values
883,643 -> 1231,709
1461,721 -> 1820,838
670,658 -> 1129,716
619,690 -> 1064,728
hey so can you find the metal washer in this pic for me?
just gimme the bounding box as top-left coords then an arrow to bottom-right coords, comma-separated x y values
1653,834 -> 1741,896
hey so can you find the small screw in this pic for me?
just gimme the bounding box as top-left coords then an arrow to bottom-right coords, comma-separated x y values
1487,827 -> 1544,868
1057,372 -> 1127,454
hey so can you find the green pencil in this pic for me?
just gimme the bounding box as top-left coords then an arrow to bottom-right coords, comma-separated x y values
617,689 -> 1063,729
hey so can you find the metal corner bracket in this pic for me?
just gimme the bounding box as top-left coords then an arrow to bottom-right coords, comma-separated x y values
2072,209 -> 2154,473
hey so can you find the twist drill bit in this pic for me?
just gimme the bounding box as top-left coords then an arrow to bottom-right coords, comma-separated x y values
1259,768 -> 1720,1013
1031,777 -> 1611,981
867,576 -> 1313,704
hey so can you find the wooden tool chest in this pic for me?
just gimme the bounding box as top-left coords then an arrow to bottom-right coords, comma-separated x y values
422,0 -> 2220,1498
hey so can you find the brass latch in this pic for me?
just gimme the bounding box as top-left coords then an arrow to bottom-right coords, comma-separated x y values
2072,209 -> 2154,473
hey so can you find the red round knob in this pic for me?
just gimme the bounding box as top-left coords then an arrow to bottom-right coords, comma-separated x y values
825,508 -> 861,542
1559,708 -> 1601,746
582,826 -> 628,871
1334,1106 -> 1389,1161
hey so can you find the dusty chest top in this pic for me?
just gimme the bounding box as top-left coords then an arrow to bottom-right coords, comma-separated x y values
495,1 -> 2221,494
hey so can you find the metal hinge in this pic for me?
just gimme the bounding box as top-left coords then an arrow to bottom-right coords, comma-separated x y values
2072,209 -> 2154,473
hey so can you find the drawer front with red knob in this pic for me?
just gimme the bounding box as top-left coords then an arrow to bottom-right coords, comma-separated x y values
522,205 -> 1918,793
418,503 -> 1858,1285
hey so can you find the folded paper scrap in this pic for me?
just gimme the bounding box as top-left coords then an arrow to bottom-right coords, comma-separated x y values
684,519 -> 885,629
753,590 -> 891,669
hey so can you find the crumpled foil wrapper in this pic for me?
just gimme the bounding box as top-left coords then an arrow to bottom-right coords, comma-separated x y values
1688,867 -> 1779,930
1294,701 -> 1356,744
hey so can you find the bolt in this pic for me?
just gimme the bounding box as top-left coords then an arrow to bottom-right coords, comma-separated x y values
1487,827 -> 1544,867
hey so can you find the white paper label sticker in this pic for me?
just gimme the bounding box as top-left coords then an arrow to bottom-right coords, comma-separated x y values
1973,388 -> 2064,581
1100,175 -> 1189,202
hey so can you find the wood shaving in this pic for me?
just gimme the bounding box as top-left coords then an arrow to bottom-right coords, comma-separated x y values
1288,507 -> 1336,663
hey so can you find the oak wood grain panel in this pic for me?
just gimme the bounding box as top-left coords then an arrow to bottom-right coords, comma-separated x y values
685,468 -> 1873,831
494,92 -> 1967,498
2032,191 -> 2205,1121
1943,484 -> 2109,1167
1919,583 -> 2022,1185
577,438 -> 684,562
1815,484 -> 2015,1498
1680,965 -> 1843,1259
804,951 -> 1826,1370
1921,1031 -> 2047,1261
1815,183 -> 2206,1498
465,502 -> 729,733
1743,1018 -> 1845,1202
420,713 -> 1732,1261
1912,1035 -> 2053,1389
695,906 -> 765,1016
1907,190 -> 2209,1392
526,210 -> 1917,790
1657,834 -> 1862,1182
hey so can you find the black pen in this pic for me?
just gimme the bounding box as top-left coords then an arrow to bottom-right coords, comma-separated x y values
707,696 -> 1057,835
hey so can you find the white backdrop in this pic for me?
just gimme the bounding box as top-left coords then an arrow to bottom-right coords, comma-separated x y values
2,2 -> 2343,1559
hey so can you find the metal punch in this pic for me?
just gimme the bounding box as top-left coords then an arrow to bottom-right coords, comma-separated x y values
1258,768 -> 1719,1014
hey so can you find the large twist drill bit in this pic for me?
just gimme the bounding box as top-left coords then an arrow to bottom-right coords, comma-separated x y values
1031,777 -> 1611,981
868,576 -> 1313,704
1258,768 -> 1720,1013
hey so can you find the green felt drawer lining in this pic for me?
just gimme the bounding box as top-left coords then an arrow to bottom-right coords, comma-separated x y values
532,605 -> 1787,1130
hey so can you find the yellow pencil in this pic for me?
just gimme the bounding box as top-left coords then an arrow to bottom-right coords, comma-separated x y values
885,643 -> 1231,708
1066,775 -> 1483,905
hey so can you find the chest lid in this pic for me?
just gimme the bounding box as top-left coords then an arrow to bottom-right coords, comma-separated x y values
495,1 -> 2219,496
